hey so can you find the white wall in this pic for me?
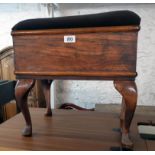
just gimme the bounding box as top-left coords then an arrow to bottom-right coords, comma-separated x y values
0,3 -> 50,50
53,4 -> 155,108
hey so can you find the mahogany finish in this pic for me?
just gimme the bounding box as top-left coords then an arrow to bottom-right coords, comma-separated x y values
12,25 -> 140,148
12,26 -> 138,80
114,80 -> 137,147
41,80 -> 52,116
15,79 -> 35,136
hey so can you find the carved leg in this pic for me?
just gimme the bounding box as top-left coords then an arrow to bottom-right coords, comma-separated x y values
114,80 -> 137,148
41,80 -> 52,116
15,79 -> 35,136
120,98 -> 126,129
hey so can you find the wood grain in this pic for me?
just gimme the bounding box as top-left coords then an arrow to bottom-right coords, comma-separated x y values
0,108 -> 148,151
12,26 -> 139,80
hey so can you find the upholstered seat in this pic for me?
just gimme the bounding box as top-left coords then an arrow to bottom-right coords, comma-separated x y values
12,10 -> 140,31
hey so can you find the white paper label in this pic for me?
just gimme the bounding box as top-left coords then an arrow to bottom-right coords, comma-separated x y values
64,35 -> 76,43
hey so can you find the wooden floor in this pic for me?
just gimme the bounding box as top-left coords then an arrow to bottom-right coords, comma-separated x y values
0,107 -> 155,151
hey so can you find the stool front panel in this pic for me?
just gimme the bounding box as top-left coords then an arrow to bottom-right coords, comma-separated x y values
12,28 -> 138,79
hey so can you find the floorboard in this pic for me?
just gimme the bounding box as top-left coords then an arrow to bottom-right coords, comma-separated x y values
0,107 -> 154,151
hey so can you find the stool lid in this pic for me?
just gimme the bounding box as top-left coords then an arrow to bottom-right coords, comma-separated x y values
12,10 -> 141,31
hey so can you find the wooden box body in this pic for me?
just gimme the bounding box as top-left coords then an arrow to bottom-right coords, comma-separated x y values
12,26 -> 139,80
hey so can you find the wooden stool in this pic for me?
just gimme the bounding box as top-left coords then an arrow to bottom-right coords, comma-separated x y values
11,10 -> 141,148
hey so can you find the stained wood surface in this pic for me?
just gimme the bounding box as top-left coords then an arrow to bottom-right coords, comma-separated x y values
11,26 -> 140,35
12,26 -> 138,80
0,108 -> 154,151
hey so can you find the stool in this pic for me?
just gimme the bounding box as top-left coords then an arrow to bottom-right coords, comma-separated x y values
11,10 -> 141,148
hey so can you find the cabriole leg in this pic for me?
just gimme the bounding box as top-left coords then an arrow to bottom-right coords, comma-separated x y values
114,80 -> 137,148
15,79 -> 35,136
41,80 -> 53,116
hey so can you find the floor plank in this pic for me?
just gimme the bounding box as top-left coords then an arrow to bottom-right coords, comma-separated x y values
0,108 -> 152,151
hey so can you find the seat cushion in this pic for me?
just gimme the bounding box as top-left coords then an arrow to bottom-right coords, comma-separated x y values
12,10 -> 141,31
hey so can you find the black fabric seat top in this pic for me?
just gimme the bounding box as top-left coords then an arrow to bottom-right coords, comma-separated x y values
12,10 -> 141,31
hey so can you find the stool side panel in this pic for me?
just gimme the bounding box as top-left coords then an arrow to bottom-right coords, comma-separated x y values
12,31 -> 138,78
